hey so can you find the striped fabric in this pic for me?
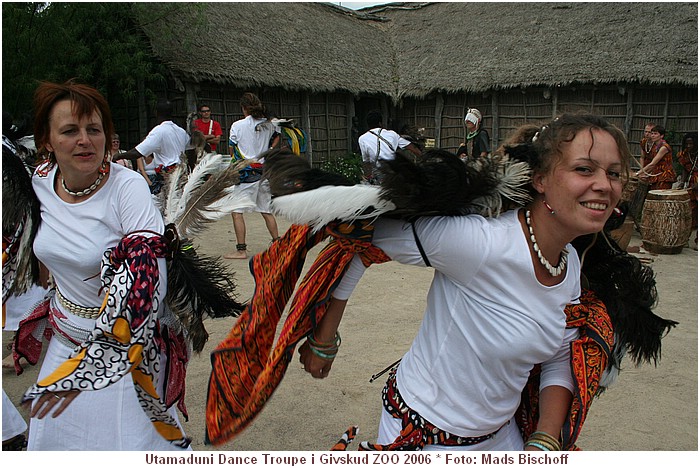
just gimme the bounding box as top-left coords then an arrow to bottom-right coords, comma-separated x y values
206,221 -> 390,445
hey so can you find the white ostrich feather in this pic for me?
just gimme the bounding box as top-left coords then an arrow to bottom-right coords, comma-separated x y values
166,153 -> 226,223
162,155 -> 189,222
271,185 -> 396,232
160,153 -> 253,238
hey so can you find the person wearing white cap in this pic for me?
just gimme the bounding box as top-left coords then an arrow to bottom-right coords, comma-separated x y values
457,108 -> 490,159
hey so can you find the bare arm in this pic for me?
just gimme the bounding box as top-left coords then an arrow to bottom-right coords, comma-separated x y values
642,146 -> 669,175
298,296 -> 348,379
113,148 -> 144,162
135,157 -> 152,186
524,385 -> 572,450
204,133 -> 219,144
406,143 -> 422,158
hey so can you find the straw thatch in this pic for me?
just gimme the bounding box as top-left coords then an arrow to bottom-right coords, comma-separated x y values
137,2 -> 697,100
137,2 -> 392,95
374,2 -> 698,98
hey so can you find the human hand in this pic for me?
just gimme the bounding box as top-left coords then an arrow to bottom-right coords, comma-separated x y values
298,339 -> 335,379
25,390 -> 80,419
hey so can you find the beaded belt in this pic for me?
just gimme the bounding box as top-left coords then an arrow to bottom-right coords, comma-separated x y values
55,288 -> 102,319
380,369 -> 504,449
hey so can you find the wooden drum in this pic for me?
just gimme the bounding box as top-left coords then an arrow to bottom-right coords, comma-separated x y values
623,176 -> 649,222
641,189 -> 692,254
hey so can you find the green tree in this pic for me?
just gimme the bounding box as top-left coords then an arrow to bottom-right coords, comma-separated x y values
2,2 -> 184,129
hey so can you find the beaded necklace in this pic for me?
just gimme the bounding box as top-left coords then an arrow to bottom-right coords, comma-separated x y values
644,140 -> 653,154
61,162 -> 109,197
525,210 -> 568,277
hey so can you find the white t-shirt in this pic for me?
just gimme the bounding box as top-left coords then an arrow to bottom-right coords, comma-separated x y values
229,115 -> 276,162
358,128 -> 412,166
334,209 -> 580,437
136,121 -> 189,168
32,162 -> 165,308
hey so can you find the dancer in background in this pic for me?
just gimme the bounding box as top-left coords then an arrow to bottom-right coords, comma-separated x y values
224,92 -> 280,259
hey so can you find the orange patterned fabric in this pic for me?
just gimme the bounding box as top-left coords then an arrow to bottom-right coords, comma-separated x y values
516,289 -> 614,450
646,140 -> 676,190
206,221 -> 390,445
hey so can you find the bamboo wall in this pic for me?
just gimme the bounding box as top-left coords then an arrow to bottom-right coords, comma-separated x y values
113,81 -> 697,171
395,85 -> 698,164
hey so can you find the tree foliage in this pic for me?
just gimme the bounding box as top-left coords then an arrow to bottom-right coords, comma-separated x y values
2,2 -> 170,132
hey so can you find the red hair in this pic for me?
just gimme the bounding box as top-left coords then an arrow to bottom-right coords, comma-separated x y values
33,79 -> 114,160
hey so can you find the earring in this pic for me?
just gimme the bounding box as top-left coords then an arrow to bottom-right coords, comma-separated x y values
99,156 -> 110,174
543,199 -> 556,215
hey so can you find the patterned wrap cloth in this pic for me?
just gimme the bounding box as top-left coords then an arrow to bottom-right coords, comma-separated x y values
644,140 -> 676,190
205,221 -> 390,445
516,289 -> 614,451
14,234 -> 191,448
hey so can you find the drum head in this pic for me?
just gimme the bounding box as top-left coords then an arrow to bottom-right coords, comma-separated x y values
647,189 -> 690,200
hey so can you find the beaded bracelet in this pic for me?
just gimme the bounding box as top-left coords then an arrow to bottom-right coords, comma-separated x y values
525,431 -> 562,451
308,331 -> 341,350
524,440 -> 553,451
309,347 -> 337,360
307,332 -> 341,360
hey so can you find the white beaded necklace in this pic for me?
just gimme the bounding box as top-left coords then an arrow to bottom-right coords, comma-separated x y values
61,163 -> 108,197
525,210 -> 568,277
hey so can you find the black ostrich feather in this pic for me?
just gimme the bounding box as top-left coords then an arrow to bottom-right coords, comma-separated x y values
2,145 -> 41,294
380,149 -> 531,217
572,213 -> 678,368
165,235 -> 246,353
263,149 -> 354,197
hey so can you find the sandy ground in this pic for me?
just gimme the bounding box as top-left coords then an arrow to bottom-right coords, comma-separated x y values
2,213 -> 697,452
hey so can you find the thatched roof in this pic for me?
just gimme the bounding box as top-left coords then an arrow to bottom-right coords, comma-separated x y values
376,2 -> 698,98
137,2 -> 698,99
136,2 -> 392,94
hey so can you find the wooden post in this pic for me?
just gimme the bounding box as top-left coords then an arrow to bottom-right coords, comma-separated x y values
491,92 -> 498,153
325,94 -> 331,163
185,83 -> 197,117
624,86 -> 634,138
435,93 -> 444,147
302,92 -> 312,165
552,87 -> 559,118
347,95 -> 356,154
380,97 -> 389,128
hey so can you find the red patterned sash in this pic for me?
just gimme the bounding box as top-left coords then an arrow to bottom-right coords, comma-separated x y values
206,221 -> 390,445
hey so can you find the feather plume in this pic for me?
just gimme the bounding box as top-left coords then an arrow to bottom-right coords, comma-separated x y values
263,149 -> 355,196
164,153 -> 253,238
157,153 -> 251,352
571,226 -> 677,393
165,237 -> 245,353
380,150 -> 532,218
2,146 -> 41,296
272,185 -> 395,232
161,154 -> 189,220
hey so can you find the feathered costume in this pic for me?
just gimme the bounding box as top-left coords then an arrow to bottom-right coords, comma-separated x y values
205,147 -> 677,449
7,152 -> 247,448
2,145 -> 41,302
